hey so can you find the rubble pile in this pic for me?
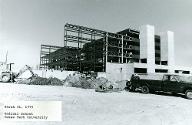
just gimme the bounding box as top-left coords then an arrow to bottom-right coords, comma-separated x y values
28,77 -> 63,86
16,79 -> 31,84
115,80 -> 128,90
15,70 -> 128,91
94,78 -> 114,92
17,76 -> 63,86
63,72 -> 98,89
47,77 -> 63,85
78,77 -> 94,89
63,72 -> 128,92
93,77 -> 108,87
63,72 -> 81,87
94,78 -> 128,92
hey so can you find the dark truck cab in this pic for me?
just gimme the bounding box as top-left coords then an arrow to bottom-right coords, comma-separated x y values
127,74 -> 192,99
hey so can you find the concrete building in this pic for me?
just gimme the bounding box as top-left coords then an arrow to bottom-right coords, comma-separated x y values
40,23 -> 192,81
106,25 -> 191,81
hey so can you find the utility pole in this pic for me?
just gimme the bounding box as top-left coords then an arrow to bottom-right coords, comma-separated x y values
5,51 -> 8,64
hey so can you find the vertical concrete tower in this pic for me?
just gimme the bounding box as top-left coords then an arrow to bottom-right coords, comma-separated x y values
140,25 -> 155,73
160,31 -> 175,73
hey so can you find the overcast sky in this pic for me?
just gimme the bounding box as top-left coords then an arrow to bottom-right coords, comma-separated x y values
0,0 -> 192,70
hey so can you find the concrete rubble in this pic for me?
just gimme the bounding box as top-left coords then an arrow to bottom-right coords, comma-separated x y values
63,72 -> 127,92
16,76 -> 63,86
15,70 -> 127,92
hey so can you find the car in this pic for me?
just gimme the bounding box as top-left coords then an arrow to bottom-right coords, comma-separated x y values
127,74 -> 192,99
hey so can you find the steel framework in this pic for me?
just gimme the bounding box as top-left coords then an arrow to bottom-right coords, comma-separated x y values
40,23 -> 140,72
40,44 -> 62,69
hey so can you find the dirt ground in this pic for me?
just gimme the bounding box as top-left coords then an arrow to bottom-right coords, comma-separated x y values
0,82 -> 192,125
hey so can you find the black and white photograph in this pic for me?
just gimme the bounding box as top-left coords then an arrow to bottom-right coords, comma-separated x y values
0,0 -> 192,125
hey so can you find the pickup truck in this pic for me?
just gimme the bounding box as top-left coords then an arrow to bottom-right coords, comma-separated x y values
127,74 -> 192,99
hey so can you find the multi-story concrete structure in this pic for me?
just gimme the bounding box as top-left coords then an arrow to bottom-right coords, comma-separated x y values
40,23 -> 192,81
106,25 -> 191,81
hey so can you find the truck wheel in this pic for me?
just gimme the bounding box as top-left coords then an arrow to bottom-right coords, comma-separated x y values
185,90 -> 192,99
2,75 -> 10,83
141,85 -> 149,94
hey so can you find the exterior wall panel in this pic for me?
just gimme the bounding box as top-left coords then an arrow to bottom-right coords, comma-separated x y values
140,25 -> 155,73
106,62 -> 134,81
160,31 -> 175,73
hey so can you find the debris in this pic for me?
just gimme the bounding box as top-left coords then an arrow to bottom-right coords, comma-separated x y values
63,72 -> 98,89
115,80 -> 128,90
48,77 -> 63,86
16,79 -> 31,84
95,80 -> 113,92
28,77 -> 48,85
95,78 -> 128,92
63,72 -> 128,92
17,76 -> 63,86
63,73 -> 82,87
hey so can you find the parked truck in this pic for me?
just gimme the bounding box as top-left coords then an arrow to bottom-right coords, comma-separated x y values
127,74 -> 192,99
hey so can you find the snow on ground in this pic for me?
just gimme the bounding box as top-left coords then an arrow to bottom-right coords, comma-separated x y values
0,82 -> 192,125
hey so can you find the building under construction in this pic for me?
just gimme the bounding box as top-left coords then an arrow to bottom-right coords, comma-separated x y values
40,23 -> 140,72
40,23 -> 191,81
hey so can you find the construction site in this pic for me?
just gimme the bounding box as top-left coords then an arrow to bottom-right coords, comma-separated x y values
39,23 -> 192,83
40,23 -> 140,72
1,0 -> 192,124
1,21 -> 192,125
0,23 -> 149,90
1,23 -> 192,88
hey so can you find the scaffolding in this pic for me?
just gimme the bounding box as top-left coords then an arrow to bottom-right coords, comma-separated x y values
40,23 -> 140,72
